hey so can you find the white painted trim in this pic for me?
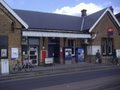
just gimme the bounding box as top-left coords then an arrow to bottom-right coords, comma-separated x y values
89,8 -> 120,32
23,31 -> 91,38
0,0 -> 29,29
108,9 -> 120,27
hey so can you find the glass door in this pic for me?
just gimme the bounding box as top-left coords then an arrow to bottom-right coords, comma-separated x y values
29,46 -> 38,65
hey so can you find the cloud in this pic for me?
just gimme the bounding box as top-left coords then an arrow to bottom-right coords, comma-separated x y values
54,3 -> 103,16
114,6 -> 120,14
102,0 -> 120,14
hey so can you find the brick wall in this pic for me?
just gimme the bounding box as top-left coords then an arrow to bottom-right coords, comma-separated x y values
0,4 -> 22,71
87,12 -> 120,64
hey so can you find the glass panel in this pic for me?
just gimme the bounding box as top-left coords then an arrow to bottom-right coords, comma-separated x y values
102,38 -> 113,56
108,39 -> 113,55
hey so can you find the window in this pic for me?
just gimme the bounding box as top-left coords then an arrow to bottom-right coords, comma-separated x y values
11,22 -> 15,32
101,38 -> 113,56
22,37 -> 28,45
0,36 -> 8,59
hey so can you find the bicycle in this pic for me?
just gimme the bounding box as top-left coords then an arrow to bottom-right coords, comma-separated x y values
13,60 -> 33,73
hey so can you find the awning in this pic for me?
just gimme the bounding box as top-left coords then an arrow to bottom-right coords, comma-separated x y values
23,31 -> 91,38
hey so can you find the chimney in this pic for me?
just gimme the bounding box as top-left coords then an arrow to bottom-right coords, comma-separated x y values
81,9 -> 87,17
109,6 -> 114,13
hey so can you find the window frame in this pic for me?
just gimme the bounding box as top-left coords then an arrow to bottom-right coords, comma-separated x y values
101,38 -> 113,56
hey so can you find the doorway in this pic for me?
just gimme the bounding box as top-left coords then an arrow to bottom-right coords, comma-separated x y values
48,38 -> 60,63
29,46 -> 38,65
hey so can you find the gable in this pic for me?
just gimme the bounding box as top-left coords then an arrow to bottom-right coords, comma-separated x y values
89,8 -> 120,33
92,11 -> 120,39
82,8 -> 106,31
0,0 -> 28,29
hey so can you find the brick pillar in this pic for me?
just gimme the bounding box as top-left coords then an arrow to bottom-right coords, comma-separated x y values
60,38 -> 64,64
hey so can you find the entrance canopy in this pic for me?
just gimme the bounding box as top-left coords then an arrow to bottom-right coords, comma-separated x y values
23,31 -> 91,38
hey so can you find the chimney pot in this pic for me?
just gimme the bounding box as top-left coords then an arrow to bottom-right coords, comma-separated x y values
81,9 -> 87,17
109,6 -> 114,13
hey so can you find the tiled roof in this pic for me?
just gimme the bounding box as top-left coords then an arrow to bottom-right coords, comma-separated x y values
14,8 -> 106,32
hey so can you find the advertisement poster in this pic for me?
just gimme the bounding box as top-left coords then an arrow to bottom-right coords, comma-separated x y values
77,48 -> 84,62
1,49 -> 7,57
65,48 -> 72,60
11,48 -> 19,59
116,49 -> 120,58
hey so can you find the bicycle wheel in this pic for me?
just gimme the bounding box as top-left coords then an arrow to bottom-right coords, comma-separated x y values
13,64 -> 20,73
25,64 -> 32,72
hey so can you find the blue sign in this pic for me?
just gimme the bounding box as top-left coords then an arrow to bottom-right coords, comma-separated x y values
76,48 -> 84,62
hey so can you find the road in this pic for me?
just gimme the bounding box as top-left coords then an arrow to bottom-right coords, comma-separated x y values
0,67 -> 120,90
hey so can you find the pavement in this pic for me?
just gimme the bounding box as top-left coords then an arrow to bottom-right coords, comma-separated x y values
0,62 -> 120,82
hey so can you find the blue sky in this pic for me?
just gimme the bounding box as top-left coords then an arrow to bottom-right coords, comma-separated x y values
4,0 -> 120,16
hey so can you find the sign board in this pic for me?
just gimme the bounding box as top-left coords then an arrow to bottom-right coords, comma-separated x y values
87,45 -> 101,55
87,46 -> 92,55
77,48 -> 84,62
45,58 -> 53,64
107,27 -> 114,36
11,48 -> 19,59
1,49 -> 7,57
65,48 -> 72,60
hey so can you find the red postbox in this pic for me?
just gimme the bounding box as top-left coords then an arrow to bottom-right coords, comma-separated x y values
41,50 -> 47,63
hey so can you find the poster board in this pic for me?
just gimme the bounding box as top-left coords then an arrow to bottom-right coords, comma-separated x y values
65,48 -> 72,60
11,48 -> 19,59
87,46 -> 92,55
76,48 -> 84,62
1,49 -> 7,58
116,49 -> 120,58
87,45 -> 101,55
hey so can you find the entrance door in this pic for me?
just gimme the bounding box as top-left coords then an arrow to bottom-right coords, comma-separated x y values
48,38 -> 60,63
29,46 -> 38,65
48,44 -> 60,63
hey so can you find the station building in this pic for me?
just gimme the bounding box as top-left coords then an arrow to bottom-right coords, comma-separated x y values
0,0 -> 120,73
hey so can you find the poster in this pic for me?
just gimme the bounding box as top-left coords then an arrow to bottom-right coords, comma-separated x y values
77,48 -> 84,62
116,49 -> 120,58
11,48 -> 19,59
65,48 -> 72,60
1,49 -> 7,57
87,46 -> 92,55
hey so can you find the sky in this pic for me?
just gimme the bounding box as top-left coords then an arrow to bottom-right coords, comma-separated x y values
4,0 -> 120,16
